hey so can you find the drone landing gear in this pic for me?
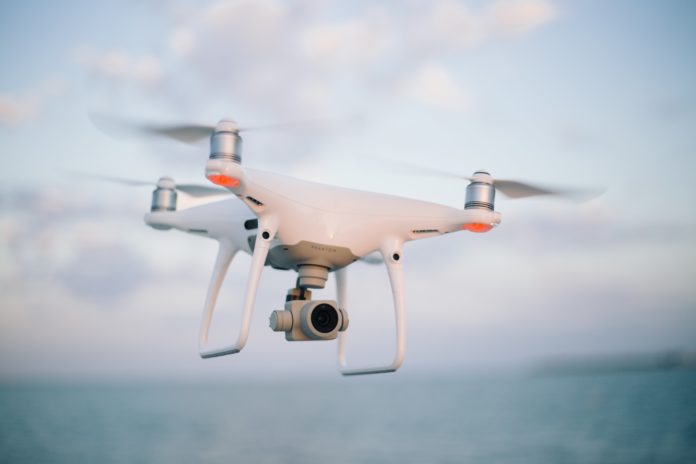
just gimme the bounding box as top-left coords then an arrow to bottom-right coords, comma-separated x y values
196,227 -> 406,376
337,240 -> 406,376
198,218 -> 278,358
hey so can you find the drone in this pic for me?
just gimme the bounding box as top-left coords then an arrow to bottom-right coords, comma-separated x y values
94,117 -> 590,376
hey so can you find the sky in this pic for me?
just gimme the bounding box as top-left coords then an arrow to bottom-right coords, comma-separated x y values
0,0 -> 695,381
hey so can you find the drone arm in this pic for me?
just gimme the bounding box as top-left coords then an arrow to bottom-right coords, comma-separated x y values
198,216 -> 278,358
338,238 -> 406,376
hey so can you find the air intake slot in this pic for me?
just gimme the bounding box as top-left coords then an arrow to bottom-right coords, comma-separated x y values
246,196 -> 264,206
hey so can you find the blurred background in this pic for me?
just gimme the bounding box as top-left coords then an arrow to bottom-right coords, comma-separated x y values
1,1 -> 695,462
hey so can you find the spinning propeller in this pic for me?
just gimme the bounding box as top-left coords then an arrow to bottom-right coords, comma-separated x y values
75,173 -> 230,198
89,113 -> 343,145
395,163 -> 601,201
89,113 -> 602,205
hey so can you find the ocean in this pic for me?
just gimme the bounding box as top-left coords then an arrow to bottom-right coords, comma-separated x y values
1,371 -> 695,463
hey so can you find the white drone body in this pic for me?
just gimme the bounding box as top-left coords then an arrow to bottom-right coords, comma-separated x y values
98,117 -> 580,376
145,165 -> 499,376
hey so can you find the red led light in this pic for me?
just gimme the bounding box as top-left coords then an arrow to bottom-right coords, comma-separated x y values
207,174 -> 240,188
461,223 -> 493,233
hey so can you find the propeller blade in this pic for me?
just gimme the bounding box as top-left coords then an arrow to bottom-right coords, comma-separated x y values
493,179 -> 603,201
141,124 -> 215,144
384,159 -> 469,181
383,159 -> 603,202
238,114 -> 362,133
71,172 -> 154,187
410,165 -> 469,181
72,173 -> 231,198
492,179 -> 563,199
90,112 -> 215,145
91,112 -> 360,146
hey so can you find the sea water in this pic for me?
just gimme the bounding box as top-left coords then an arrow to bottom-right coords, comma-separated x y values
1,371 -> 695,463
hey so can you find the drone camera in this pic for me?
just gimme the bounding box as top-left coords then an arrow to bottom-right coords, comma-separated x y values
269,298 -> 349,341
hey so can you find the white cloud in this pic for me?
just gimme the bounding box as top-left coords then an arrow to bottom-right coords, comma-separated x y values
299,9 -> 394,72
397,63 -> 470,111
152,0 -> 558,117
66,1 -> 559,120
0,94 -> 40,127
422,0 -> 483,49
422,0 -> 558,49
169,28 -> 195,58
490,0 -> 559,36
73,47 -> 163,87
0,77 -> 65,127
197,0 -> 289,56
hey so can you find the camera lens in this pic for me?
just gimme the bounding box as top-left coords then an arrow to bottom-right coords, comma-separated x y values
311,303 -> 339,333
